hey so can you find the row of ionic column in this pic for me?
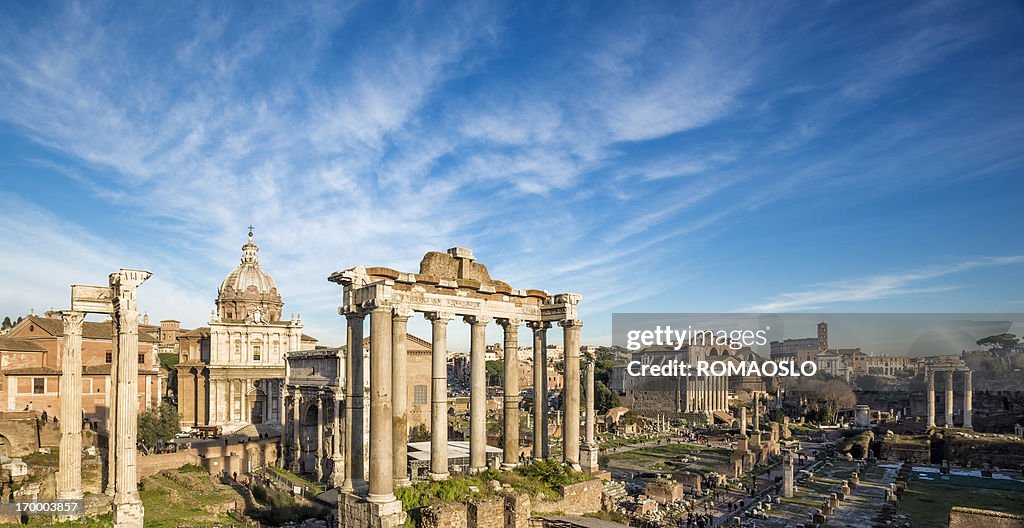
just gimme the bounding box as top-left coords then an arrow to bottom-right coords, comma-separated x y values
339,304 -> 586,504
682,374 -> 728,413
926,369 -> 973,429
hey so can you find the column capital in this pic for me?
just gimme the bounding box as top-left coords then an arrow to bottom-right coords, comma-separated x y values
558,319 -> 584,329
340,307 -> 366,320
497,317 -> 522,328
61,310 -> 86,331
464,315 -> 492,326
365,299 -> 393,313
426,311 -> 455,323
393,307 -> 415,320
527,320 -> 551,331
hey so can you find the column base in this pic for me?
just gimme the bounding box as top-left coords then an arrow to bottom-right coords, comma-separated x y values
56,489 -> 85,500
112,500 -> 145,528
429,472 -> 450,481
367,492 -> 397,504
468,465 -> 486,475
580,445 -> 599,473
394,478 -> 412,488
500,463 -> 518,471
341,492 -> 407,528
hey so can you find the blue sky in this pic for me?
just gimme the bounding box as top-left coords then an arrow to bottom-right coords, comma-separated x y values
0,1 -> 1022,349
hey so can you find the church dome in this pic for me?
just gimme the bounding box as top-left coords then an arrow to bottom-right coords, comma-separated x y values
215,230 -> 284,322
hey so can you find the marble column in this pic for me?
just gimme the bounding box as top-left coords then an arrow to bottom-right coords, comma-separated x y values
963,370 -> 973,429
740,406 -> 747,436
539,324 -> 550,459
926,370 -> 936,427
581,353 -> 598,472
315,394 -> 324,482
228,379 -> 235,423
331,391 -> 344,487
281,388 -> 291,467
367,304 -> 396,503
783,452 -> 795,498
426,312 -> 452,480
110,269 -> 150,528
530,322 -> 547,459
291,390 -> 302,473
584,357 -> 596,445
560,319 -> 582,469
241,379 -> 248,423
466,316 -> 489,472
57,310 -> 85,501
945,370 -> 954,427
345,311 -> 365,491
500,318 -> 522,469
753,391 -> 760,432
392,309 -> 412,487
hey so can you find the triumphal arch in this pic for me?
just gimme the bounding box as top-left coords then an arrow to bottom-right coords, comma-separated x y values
328,247 -> 593,527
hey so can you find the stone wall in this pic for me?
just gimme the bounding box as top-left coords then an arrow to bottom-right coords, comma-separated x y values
137,438 -> 279,480
949,507 -> 1024,528
421,494 -> 533,528
531,480 -> 603,516
879,436 -> 930,464
137,451 -> 201,479
0,415 -> 39,457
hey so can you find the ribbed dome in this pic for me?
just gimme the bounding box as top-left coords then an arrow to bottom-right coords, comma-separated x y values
219,253 -> 278,294
215,231 -> 284,322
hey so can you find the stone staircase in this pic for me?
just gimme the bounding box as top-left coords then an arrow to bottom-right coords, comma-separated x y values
602,480 -> 628,503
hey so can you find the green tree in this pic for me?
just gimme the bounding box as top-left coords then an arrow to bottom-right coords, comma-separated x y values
595,381 -> 620,413
137,403 -> 180,453
485,360 -> 503,386
1,316 -> 12,330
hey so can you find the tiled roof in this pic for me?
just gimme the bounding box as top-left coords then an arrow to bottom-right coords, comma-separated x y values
0,337 -> 46,352
3,366 -> 61,375
19,316 -> 158,343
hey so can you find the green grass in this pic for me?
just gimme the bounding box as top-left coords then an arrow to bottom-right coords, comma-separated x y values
0,514 -> 115,527
139,469 -> 244,528
900,480 -> 1024,528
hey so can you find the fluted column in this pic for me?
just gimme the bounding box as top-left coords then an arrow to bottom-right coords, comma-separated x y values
945,370 -> 954,427
57,310 -> 85,501
315,394 -> 324,482
584,355 -> 596,446
344,311 -> 364,491
530,322 -> 549,459
392,309 -> 412,487
539,325 -> 550,459
110,269 -> 150,527
427,312 -> 453,480
499,318 -> 522,469
291,389 -> 302,473
561,319 -> 582,469
367,304 -> 396,503
331,390 -> 344,486
927,370 -> 936,427
963,370 -> 973,429
228,379 -> 235,423
466,316 -> 489,472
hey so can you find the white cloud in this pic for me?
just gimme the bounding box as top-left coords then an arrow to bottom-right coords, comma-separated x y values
742,257 -> 1024,312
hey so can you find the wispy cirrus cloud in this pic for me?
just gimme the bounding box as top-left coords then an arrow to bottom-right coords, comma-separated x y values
742,257 -> 1024,312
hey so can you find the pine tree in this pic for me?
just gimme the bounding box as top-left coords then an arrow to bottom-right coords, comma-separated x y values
1,316 -> 11,330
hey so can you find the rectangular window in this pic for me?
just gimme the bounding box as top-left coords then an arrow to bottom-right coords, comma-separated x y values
105,351 -> 112,363
253,345 -> 261,361
413,385 -> 428,405
138,354 -> 145,364
33,378 -> 45,394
